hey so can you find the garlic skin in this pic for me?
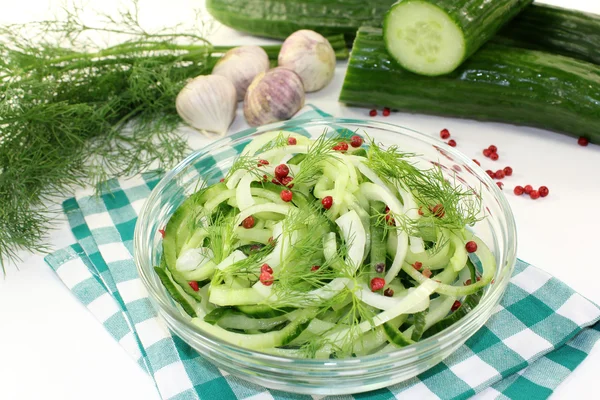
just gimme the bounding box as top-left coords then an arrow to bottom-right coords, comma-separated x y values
278,30 -> 336,92
176,75 -> 237,135
212,46 -> 270,101
244,67 -> 305,127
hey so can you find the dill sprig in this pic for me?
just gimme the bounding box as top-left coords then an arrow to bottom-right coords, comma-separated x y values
271,206 -> 341,302
0,1 -> 214,272
264,204 -> 380,357
225,155 -> 263,180
205,211 -> 237,265
290,132 -> 340,186
255,131 -> 289,154
224,134 -> 291,182
216,244 -> 273,286
365,138 -> 482,233
330,295 -> 377,357
297,281 -> 377,358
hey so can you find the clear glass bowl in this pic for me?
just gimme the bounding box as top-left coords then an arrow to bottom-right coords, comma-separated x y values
134,118 -> 517,395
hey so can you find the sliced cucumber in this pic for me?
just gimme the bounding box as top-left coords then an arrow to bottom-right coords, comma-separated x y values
352,327 -> 388,356
290,191 -> 311,209
287,153 -> 306,165
203,307 -> 230,324
236,304 -> 295,319
352,148 -> 367,157
190,309 -> 315,350
410,309 -> 429,341
220,311 -> 288,331
422,291 -> 482,339
209,285 -> 266,306
154,267 -> 198,318
383,315 -> 415,348
369,201 -> 387,279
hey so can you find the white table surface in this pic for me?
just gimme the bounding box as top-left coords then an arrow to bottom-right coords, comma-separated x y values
1,0 -> 600,399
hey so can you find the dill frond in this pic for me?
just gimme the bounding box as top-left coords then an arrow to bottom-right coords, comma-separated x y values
365,137 -> 482,234
205,211 -> 237,264
225,155 -> 264,180
290,132 -> 341,186
255,131 -> 289,154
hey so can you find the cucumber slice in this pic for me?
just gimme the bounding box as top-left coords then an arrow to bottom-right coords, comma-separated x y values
351,148 -> 367,157
159,247 -> 204,302
383,315 -> 415,348
236,304 -> 295,319
352,326 -> 388,356
421,291 -> 482,339
204,307 -> 230,324
221,311 -> 288,331
369,201 -> 387,279
190,309 -> 315,350
383,322 -> 415,347
410,309 -> 429,341
163,182 -> 228,271
209,285 -> 266,306
290,191 -> 311,209
287,153 -> 306,165
154,267 -> 198,318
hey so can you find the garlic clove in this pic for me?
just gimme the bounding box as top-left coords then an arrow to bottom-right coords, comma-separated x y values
278,30 -> 336,93
243,67 -> 305,127
176,75 -> 237,136
212,45 -> 270,101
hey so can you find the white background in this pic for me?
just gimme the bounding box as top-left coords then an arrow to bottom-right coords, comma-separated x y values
1,0 -> 600,399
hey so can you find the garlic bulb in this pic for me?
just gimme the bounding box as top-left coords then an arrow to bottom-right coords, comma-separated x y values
212,46 -> 270,101
244,67 -> 305,127
278,30 -> 336,92
176,75 -> 237,136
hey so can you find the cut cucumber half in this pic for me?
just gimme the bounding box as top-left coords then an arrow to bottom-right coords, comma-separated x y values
384,1 -> 465,76
383,0 -> 532,76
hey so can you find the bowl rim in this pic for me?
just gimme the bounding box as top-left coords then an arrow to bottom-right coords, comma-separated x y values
134,116 -> 517,368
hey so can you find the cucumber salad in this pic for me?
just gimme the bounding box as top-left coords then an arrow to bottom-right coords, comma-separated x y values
155,131 -> 496,358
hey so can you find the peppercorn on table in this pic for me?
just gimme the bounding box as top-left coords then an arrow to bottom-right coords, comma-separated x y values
1,0 -> 600,399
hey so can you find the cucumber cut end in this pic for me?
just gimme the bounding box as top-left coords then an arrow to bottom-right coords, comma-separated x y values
384,1 -> 465,76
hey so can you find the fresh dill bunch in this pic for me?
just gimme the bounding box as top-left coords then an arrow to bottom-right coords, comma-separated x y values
0,1 -> 356,272
365,138 -> 482,233
0,1 -> 214,272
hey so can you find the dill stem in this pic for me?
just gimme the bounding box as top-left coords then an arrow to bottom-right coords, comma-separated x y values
19,36 -> 347,71
76,24 -> 212,46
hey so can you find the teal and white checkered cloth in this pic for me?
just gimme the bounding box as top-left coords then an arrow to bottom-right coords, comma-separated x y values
46,105 -> 600,400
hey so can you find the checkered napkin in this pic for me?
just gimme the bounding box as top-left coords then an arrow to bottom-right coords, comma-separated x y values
45,105 -> 600,400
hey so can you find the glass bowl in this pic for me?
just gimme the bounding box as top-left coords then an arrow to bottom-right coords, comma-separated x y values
134,118 -> 517,395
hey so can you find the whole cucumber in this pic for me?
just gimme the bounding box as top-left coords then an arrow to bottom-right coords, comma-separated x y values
340,27 -> 600,144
